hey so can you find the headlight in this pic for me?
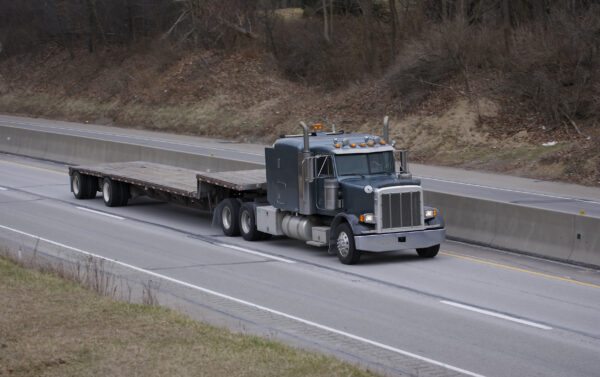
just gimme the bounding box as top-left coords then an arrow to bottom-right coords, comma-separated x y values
424,208 -> 437,219
360,213 -> 376,224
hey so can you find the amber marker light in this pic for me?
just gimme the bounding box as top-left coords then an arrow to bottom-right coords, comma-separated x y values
334,144 -> 341,148
314,124 -> 323,131
350,143 -> 357,148
360,142 -> 366,147
367,141 -> 374,146
380,140 -> 386,145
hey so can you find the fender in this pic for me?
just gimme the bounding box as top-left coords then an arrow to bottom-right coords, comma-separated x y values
328,213 -> 371,253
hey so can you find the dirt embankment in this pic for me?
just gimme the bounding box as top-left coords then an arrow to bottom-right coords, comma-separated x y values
0,45 -> 598,186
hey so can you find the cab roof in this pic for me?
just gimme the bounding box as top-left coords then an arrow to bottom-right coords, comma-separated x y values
275,131 -> 394,155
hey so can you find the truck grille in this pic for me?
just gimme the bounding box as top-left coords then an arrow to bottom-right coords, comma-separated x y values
378,189 -> 423,231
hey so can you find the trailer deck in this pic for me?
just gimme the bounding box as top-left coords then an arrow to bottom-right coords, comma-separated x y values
69,161 -> 266,198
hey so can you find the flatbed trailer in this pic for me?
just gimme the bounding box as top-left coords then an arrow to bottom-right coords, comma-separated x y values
69,161 -> 266,210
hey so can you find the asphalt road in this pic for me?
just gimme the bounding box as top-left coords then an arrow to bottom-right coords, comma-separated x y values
1,153 -> 599,377
1,114 -> 599,217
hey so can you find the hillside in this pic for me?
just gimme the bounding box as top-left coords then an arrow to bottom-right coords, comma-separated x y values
0,1 -> 598,186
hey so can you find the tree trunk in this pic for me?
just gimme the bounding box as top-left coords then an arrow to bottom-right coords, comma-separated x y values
502,0 -> 511,55
329,0 -> 333,39
322,0 -> 330,42
389,0 -> 398,58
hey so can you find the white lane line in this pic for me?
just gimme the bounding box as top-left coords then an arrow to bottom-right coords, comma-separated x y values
76,206 -> 125,220
0,187 -> 7,191
216,243 -> 295,264
0,224 -> 485,377
420,176 -> 600,205
441,300 -> 553,330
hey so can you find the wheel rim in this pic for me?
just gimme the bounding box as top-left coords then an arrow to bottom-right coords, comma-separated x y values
240,210 -> 251,234
222,206 -> 232,229
337,231 -> 350,258
102,181 -> 110,202
72,175 -> 80,195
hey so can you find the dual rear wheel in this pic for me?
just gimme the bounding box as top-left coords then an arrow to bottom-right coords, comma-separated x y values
219,199 -> 268,241
71,172 -> 97,199
101,178 -> 129,207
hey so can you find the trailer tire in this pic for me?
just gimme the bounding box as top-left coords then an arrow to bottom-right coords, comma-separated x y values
102,178 -> 123,207
71,172 -> 96,199
416,244 -> 440,258
220,198 -> 240,236
239,203 -> 265,241
334,223 -> 360,265
118,182 -> 130,206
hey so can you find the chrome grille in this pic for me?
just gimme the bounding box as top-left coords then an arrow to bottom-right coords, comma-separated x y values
378,188 -> 423,232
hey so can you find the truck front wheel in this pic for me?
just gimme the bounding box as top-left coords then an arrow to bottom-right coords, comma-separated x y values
335,223 -> 361,265
220,198 -> 240,236
416,244 -> 440,258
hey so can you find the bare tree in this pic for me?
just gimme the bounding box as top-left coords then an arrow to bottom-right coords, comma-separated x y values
389,0 -> 398,57
322,0 -> 330,42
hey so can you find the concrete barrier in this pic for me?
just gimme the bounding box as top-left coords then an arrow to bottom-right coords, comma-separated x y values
0,125 -> 262,172
571,215 -> 600,266
2,124 -> 599,267
424,190 -> 600,267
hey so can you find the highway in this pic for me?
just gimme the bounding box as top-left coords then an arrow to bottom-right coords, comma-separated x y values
1,153 -> 599,377
2,114 -> 599,218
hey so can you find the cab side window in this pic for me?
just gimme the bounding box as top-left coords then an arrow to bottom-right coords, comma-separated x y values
316,156 -> 334,178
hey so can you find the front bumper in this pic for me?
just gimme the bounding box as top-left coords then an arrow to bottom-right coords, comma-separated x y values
354,228 -> 445,252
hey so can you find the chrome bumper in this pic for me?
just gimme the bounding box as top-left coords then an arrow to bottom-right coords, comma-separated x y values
354,228 -> 445,252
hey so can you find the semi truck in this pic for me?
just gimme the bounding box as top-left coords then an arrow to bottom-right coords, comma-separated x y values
69,118 -> 445,264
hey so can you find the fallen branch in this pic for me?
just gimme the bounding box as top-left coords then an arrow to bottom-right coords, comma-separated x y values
561,110 -> 591,140
219,17 -> 260,39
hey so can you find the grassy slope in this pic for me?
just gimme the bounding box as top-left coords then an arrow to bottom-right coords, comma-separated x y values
0,256 -> 378,377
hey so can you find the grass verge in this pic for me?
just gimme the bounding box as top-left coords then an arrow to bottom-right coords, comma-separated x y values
0,255 -> 379,377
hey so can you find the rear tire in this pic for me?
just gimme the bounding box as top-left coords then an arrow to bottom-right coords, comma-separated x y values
118,182 -> 130,206
102,178 -> 123,207
416,244 -> 440,258
220,198 -> 240,236
239,203 -> 266,241
71,172 -> 96,199
334,223 -> 360,265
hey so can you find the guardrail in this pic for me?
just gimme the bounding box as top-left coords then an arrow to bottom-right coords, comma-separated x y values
2,124 -> 598,267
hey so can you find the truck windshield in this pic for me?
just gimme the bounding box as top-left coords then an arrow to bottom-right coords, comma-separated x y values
335,151 -> 395,176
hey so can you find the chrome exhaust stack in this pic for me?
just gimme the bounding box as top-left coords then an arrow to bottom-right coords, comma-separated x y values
299,121 -> 314,214
383,116 -> 390,144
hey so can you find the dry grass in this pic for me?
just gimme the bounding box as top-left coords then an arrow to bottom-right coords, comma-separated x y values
0,255 -> 379,377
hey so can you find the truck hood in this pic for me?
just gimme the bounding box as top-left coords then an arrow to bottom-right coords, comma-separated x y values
338,174 -> 421,214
